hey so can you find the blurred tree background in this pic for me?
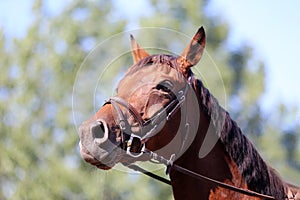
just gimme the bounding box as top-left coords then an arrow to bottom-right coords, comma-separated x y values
0,0 -> 299,199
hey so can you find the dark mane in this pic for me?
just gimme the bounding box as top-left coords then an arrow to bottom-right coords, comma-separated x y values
194,78 -> 287,199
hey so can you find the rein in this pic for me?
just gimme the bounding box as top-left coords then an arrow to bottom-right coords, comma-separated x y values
126,150 -> 276,200
104,76 -> 275,200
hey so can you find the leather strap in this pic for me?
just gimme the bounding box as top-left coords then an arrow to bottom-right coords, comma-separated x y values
172,164 -> 275,199
125,153 -> 276,200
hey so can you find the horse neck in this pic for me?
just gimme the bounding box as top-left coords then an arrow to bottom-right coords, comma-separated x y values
169,82 -> 242,199
169,105 -> 249,199
170,79 -> 289,200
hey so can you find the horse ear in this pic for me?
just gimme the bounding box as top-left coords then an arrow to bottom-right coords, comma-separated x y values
177,27 -> 206,75
130,34 -> 150,64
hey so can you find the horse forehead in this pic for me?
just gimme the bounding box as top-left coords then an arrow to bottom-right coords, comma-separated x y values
118,64 -> 185,91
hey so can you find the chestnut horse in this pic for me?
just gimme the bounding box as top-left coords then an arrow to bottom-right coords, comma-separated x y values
78,27 -> 300,199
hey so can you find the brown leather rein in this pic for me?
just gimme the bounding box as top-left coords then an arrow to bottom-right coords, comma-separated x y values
104,77 -> 275,200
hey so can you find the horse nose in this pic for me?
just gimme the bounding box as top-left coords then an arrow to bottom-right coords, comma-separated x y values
90,120 -> 109,146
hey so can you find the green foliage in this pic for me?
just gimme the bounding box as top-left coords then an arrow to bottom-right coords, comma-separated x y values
1,0 -> 299,199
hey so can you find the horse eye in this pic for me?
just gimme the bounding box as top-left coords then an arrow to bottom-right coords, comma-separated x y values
156,80 -> 173,93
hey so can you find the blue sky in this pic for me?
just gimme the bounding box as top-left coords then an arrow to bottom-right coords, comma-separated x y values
1,0 -> 299,116
209,0 -> 300,112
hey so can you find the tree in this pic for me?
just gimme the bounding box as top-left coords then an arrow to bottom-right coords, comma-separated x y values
0,0 -> 132,199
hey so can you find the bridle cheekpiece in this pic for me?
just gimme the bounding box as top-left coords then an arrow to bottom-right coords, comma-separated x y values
104,75 -> 192,159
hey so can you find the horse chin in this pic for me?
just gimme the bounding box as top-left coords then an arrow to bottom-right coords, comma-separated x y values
79,141 -> 121,170
79,140 -> 149,170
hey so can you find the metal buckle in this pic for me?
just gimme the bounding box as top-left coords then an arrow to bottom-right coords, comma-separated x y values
126,134 -> 145,158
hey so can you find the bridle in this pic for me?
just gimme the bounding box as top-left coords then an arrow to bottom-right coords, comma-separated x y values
103,75 -> 275,200
105,76 -> 191,158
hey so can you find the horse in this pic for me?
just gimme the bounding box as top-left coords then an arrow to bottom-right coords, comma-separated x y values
78,27 -> 300,200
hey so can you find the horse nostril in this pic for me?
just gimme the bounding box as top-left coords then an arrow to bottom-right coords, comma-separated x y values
90,120 -> 109,145
92,122 -> 105,139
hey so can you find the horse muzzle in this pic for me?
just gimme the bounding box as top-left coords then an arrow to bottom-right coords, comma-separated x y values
78,119 -> 121,170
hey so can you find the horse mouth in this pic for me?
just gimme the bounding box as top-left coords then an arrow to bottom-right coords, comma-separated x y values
79,141 -> 114,170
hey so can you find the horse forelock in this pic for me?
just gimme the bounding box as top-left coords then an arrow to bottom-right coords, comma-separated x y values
193,78 -> 287,199
126,54 -> 180,75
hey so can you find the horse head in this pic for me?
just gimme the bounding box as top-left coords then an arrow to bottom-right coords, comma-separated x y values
78,27 -> 206,170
